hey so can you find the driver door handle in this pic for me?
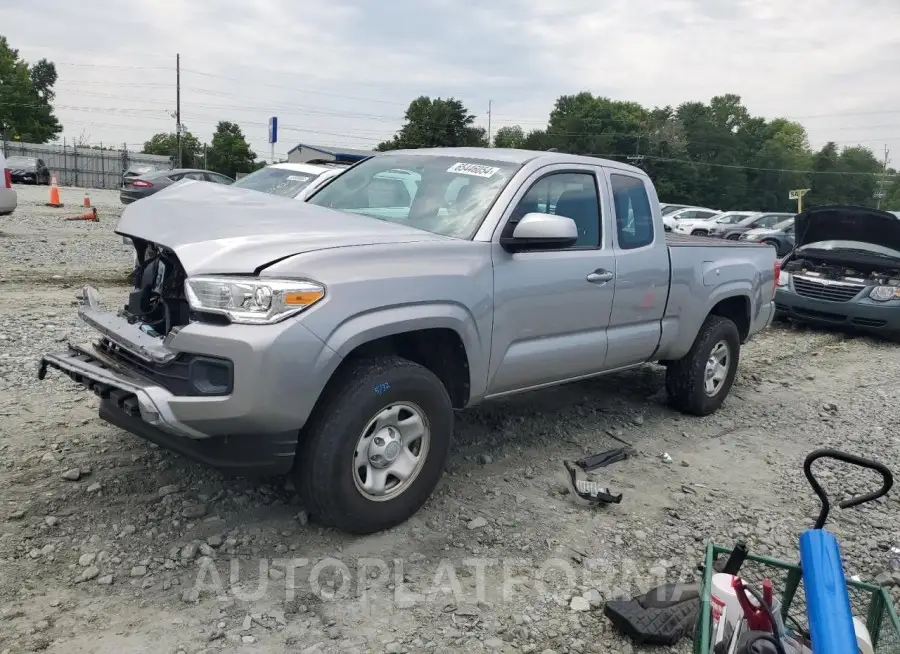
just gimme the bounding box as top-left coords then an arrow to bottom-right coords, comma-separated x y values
586,269 -> 614,284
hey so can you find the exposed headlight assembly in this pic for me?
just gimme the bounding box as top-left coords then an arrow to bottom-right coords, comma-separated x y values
777,272 -> 790,287
185,276 -> 325,324
869,285 -> 900,302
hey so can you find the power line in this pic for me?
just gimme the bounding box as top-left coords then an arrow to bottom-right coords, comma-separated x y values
53,59 -> 900,125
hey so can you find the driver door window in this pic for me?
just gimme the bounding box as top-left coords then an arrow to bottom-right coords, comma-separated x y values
508,172 -> 601,248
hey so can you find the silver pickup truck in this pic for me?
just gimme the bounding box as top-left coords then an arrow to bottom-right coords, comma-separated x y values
39,148 -> 778,534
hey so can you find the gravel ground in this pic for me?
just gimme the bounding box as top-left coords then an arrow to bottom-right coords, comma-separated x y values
2,185 -> 900,654
0,184 -> 132,285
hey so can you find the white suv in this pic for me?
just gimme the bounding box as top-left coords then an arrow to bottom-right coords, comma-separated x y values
673,210 -> 756,236
662,206 -> 719,232
0,152 -> 18,216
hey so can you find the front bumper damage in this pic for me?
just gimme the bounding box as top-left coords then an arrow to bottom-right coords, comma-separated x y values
36,286 -> 324,475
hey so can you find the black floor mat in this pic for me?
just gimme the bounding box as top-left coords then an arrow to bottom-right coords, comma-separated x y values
603,582 -> 700,646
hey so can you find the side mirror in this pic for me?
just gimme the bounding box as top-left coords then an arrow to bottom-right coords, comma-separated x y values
500,212 -> 578,252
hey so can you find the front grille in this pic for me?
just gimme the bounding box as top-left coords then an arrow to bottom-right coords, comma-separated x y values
792,276 -> 865,303
96,338 -> 232,396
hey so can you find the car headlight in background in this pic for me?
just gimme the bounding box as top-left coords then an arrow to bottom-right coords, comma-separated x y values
184,276 -> 325,324
869,285 -> 900,302
777,272 -> 790,287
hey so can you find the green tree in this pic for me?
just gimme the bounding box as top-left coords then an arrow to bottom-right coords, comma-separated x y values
883,173 -> 900,210
744,119 -> 812,211
0,36 -> 62,143
377,96 -> 487,150
492,125 -> 525,148
142,131 -> 203,167
206,121 -> 256,179
833,146 -> 882,207
541,92 -> 649,156
809,142 -> 841,205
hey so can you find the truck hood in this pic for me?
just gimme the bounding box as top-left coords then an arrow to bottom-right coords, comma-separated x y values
794,204 -> 900,251
115,179 -> 449,275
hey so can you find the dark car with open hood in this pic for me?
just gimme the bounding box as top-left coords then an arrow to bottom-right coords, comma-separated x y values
775,205 -> 900,339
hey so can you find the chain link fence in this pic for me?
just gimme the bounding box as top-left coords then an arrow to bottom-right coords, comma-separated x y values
1,140 -> 172,190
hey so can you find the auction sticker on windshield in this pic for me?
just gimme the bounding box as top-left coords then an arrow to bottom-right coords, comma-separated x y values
286,175 -> 312,182
447,162 -> 500,178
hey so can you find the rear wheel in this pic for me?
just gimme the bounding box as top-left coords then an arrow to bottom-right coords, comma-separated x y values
295,356 -> 453,534
691,230 -> 708,236
726,234 -> 740,240
665,315 -> 740,415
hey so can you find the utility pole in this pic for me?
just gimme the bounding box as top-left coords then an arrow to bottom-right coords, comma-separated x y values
176,53 -> 182,168
876,145 -> 890,209
487,100 -> 492,147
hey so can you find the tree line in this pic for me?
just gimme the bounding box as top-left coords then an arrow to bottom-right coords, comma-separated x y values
141,122 -> 262,180
377,94 -> 900,211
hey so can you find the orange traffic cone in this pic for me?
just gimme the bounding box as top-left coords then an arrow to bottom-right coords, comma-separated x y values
65,207 -> 98,222
83,193 -> 92,209
46,175 -> 64,208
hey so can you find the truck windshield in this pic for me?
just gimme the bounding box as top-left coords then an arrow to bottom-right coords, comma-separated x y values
307,153 -> 523,239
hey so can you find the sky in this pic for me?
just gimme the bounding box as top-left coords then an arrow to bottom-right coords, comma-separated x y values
5,0 -> 900,166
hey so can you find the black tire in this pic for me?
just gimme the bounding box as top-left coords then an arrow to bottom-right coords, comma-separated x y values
726,234 -> 740,241
295,355 -> 453,534
691,230 -> 707,236
665,315 -> 740,416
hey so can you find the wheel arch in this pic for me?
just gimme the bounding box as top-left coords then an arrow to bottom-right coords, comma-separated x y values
318,304 -> 486,410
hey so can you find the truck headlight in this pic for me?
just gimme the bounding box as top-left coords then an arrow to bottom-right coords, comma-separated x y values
777,272 -> 790,287
869,285 -> 900,302
184,276 -> 325,324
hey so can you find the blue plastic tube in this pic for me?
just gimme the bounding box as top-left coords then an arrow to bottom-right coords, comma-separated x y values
799,529 -> 857,654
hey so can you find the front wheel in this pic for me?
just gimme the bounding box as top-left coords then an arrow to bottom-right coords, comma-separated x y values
295,355 -> 453,534
726,234 -> 740,241
665,315 -> 740,415
691,230 -> 708,236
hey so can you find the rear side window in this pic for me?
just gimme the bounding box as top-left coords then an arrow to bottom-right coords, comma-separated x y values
610,174 -> 654,249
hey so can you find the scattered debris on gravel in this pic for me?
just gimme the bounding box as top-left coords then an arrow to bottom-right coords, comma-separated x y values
2,184 -> 900,653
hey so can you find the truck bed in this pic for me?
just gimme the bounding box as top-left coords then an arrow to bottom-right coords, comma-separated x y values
665,233 -> 766,248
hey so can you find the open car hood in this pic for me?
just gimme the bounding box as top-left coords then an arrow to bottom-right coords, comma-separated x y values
115,179 -> 446,275
795,205 -> 900,251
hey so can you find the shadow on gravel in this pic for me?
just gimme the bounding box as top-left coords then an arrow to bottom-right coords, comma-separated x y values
0,270 -> 131,286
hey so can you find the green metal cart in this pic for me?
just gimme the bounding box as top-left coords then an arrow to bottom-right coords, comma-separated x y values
693,542 -> 900,652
